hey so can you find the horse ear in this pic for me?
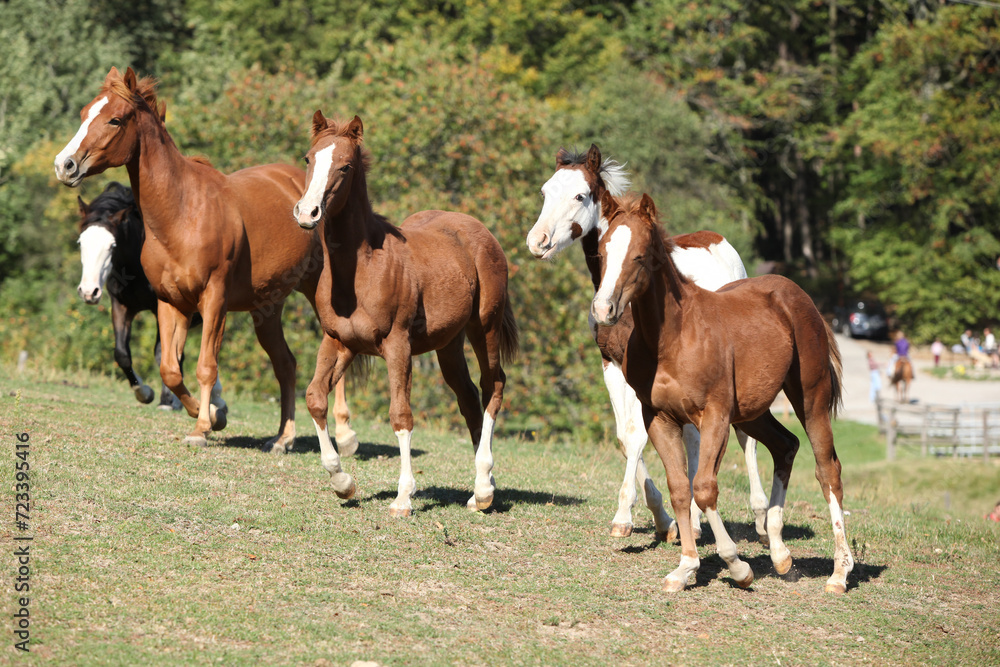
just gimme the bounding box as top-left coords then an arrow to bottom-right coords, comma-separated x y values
123,67 -> 138,91
105,67 -> 121,85
311,110 -> 327,137
77,196 -> 89,217
585,143 -> 602,174
639,193 -> 657,221
347,115 -> 364,142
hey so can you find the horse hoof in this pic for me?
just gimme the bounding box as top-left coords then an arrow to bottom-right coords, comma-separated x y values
389,506 -> 412,518
692,526 -> 703,541
157,403 -> 175,411
135,385 -> 155,404
184,434 -> 208,447
773,553 -> 793,576
731,562 -> 754,588
331,472 -> 355,499
661,576 -> 687,593
210,405 -> 228,432
758,533 -> 771,548
474,492 -> 494,511
665,522 -> 679,542
336,431 -> 360,457
263,437 -> 290,454
824,581 -> 847,595
610,522 -> 633,538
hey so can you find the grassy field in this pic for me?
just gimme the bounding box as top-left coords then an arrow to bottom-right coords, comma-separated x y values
2,365 -> 999,665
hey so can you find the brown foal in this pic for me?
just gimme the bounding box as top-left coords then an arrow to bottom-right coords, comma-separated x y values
292,112 -> 518,516
592,192 -> 853,594
54,67 -> 356,452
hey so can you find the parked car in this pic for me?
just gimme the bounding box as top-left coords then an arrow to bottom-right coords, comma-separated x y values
832,300 -> 890,340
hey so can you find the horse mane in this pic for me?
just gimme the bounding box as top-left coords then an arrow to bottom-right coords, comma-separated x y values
555,147 -> 631,197
103,72 -> 160,114
187,155 -> 214,167
79,182 -> 137,232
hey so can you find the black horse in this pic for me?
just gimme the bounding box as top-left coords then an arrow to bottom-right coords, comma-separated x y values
76,182 -> 210,408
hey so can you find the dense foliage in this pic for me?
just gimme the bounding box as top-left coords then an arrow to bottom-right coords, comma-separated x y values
2,0 -> 998,437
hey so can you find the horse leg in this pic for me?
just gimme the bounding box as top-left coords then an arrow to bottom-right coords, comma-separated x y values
157,301 -> 200,423
603,359 -> 673,539
153,332 -> 180,410
644,410 -> 700,592
305,334 -> 356,499
332,376 -> 359,457
737,413 -> 799,575
111,298 -> 153,404
187,285 -> 229,445
384,336 -> 417,517
691,410 -> 753,588
681,424 -> 704,541
803,408 -> 854,594
251,305 -> 298,453
436,334 -> 495,511
734,427 -> 769,546
467,319 -> 510,513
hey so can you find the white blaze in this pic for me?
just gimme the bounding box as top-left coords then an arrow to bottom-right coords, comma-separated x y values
78,226 -> 116,300
527,169 -> 598,258
593,225 -> 632,320
55,97 -> 109,179
298,143 -> 335,214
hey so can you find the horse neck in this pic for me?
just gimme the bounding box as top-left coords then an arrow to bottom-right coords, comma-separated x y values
581,229 -> 602,291
580,182 -> 610,292
123,108 -> 194,241
322,167 -> 384,282
110,212 -> 147,281
630,228 -> 688,349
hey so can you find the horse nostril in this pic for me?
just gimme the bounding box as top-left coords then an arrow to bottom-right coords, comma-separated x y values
539,233 -> 550,248
310,206 -> 320,220
63,158 -> 76,172
91,287 -> 101,301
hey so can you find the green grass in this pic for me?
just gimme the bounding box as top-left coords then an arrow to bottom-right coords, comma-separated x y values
2,365 -> 999,665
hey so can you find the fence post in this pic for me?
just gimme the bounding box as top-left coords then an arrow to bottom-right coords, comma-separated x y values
952,409 -> 960,459
985,410 -> 990,462
887,405 -> 896,461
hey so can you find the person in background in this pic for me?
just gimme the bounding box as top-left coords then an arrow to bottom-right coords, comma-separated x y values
867,351 -> 882,403
987,500 -> 1000,522
984,328 -> 999,369
931,337 -> 944,367
888,330 -> 911,378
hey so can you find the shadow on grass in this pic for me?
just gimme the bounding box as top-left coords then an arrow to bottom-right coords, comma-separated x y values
215,435 -> 424,461
354,484 -> 585,514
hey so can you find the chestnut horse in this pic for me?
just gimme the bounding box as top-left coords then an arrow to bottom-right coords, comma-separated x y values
54,67 -> 357,453
527,145 -> 781,552
292,112 -> 518,516
891,357 -> 913,402
592,193 -> 853,594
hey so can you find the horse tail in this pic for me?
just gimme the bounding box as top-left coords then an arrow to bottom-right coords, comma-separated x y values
825,319 -> 844,419
346,353 -> 374,388
499,298 -> 520,365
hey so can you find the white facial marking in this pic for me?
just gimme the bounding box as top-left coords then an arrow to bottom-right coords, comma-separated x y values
55,97 -> 109,178
526,169 -> 597,258
298,143 -> 335,215
78,226 -> 116,300
594,225 -> 632,308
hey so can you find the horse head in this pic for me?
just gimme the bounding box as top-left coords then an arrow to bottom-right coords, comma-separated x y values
76,182 -> 135,304
294,111 -> 365,230
591,192 -> 660,326
526,143 -> 631,259
55,67 -> 160,187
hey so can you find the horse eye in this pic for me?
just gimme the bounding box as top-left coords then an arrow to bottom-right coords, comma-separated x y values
108,118 -> 122,127
110,243 -> 117,250
303,156 -> 310,165
340,164 -> 351,173
575,194 -> 586,202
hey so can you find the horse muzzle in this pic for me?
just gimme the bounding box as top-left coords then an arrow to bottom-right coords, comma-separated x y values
591,297 -> 621,326
293,200 -> 323,230
78,284 -> 102,304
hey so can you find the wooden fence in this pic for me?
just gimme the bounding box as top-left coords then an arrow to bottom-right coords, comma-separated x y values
875,399 -> 1000,460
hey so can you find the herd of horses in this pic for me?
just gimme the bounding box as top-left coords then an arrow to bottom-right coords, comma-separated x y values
55,67 -> 854,594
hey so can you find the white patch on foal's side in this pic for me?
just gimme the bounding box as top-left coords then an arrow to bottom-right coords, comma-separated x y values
78,225 -> 116,296
671,241 -> 747,292
55,97 -> 109,178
